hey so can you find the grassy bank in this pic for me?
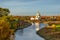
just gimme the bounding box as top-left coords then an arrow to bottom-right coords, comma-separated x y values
0,16 -> 32,40
37,27 -> 60,40
15,22 -> 31,31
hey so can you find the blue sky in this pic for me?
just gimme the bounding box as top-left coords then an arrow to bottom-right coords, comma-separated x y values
0,0 -> 60,16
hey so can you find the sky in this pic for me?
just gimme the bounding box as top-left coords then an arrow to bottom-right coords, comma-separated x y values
0,0 -> 60,16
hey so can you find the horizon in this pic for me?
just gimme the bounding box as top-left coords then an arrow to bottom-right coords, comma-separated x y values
0,0 -> 60,16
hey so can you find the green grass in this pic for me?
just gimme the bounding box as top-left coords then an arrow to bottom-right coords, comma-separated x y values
55,24 -> 60,31
56,24 -> 60,27
56,27 -> 60,31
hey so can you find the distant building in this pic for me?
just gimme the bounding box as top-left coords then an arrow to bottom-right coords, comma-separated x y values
35,11 -> 41,20
30,11 -> 41,21
30,17 -> 34,20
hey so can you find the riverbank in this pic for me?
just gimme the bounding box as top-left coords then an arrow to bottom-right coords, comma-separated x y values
15,22 -> 31,31
10,21 -> 31,40
37,27 -> 60,40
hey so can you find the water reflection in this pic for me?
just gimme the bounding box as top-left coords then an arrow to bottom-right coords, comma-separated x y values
40,23 -> 48,28
35,23 -> 40,31
16,29 -> 23,36
15,23 -> 46,40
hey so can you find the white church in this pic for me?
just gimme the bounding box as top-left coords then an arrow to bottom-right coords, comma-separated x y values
30,11 -> 41,21
30,11 -> 41,31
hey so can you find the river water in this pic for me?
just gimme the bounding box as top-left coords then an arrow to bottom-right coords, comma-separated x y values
15,23 -> 47,40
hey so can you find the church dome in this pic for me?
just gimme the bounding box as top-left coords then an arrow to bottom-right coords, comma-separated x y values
36,11 -> 40,16
35,11 -> 41,19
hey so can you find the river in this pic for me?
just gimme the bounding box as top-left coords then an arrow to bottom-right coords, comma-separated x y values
15,23 -> 47,40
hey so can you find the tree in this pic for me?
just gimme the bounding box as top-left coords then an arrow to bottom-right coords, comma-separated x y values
0,8 -> 10,16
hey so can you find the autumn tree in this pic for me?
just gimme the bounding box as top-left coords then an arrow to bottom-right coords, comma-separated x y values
0,8 -> 10,16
